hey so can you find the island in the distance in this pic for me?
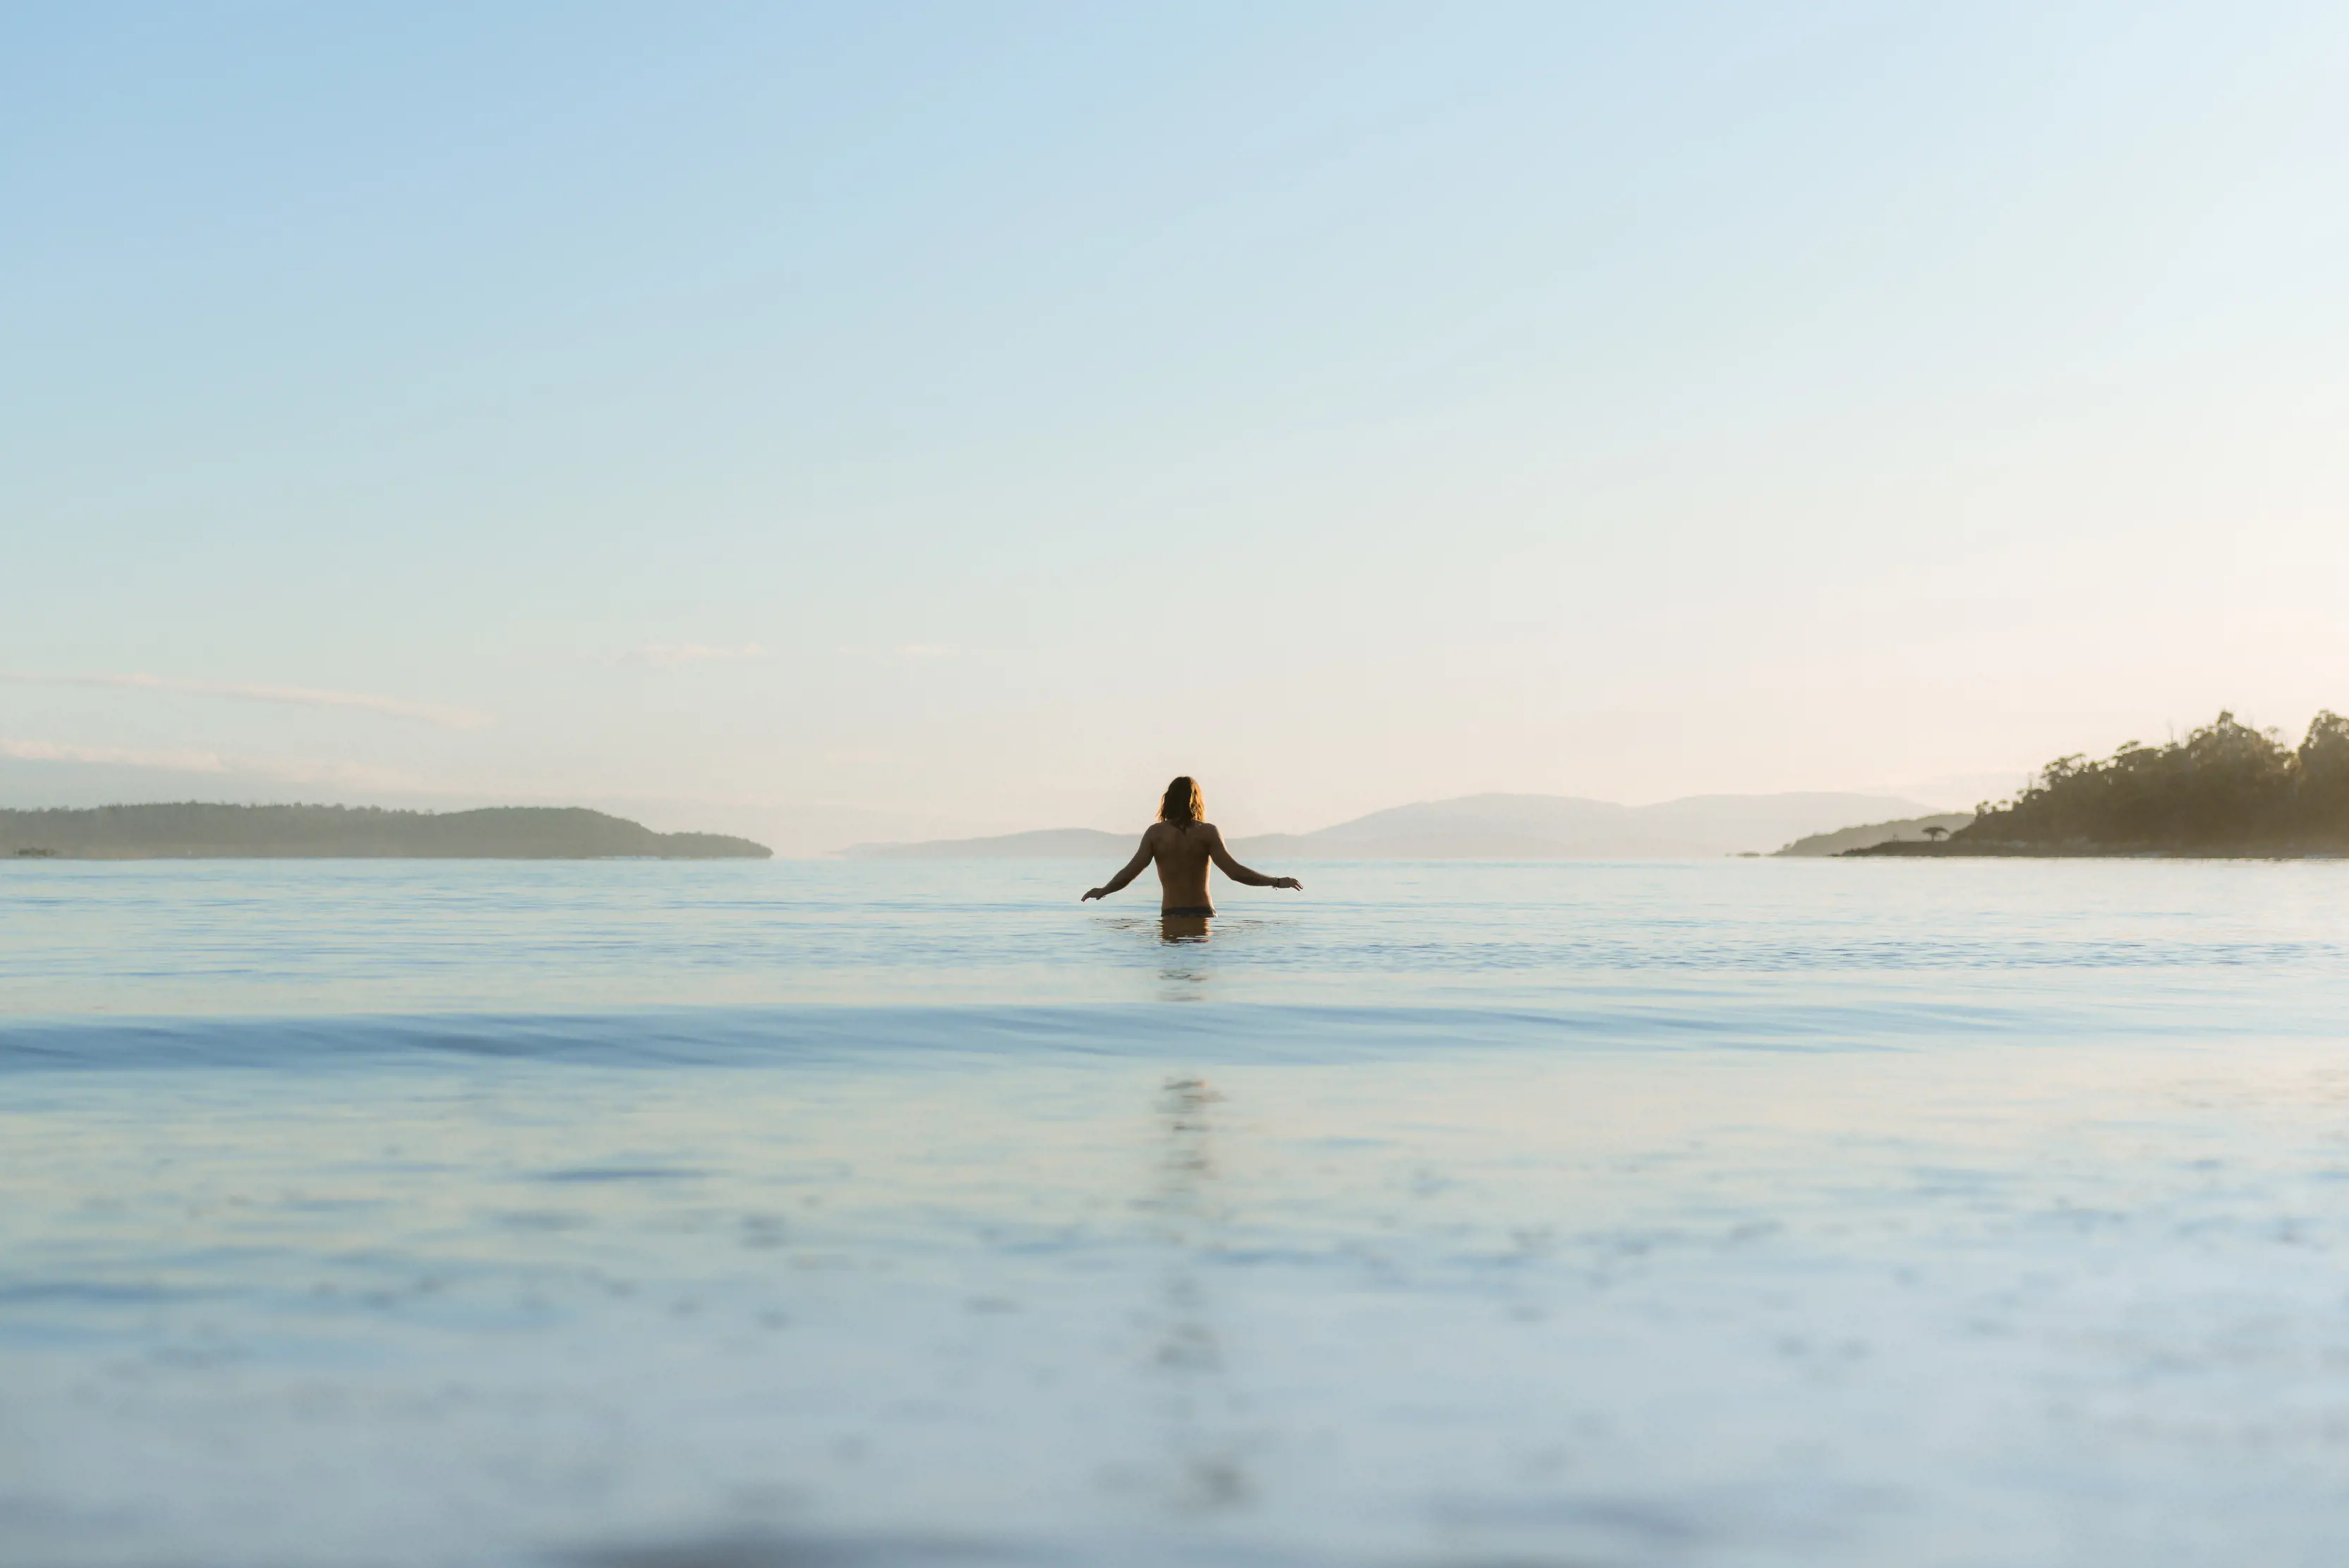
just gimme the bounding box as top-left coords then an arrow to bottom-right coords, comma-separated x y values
1849,710 -> 2349,857
1,803 -> 771,860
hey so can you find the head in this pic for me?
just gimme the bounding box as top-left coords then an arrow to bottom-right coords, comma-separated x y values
1159,776 -> 1203,825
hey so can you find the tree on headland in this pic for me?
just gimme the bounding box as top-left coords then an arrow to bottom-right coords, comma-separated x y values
1954,711 -> 2349,850
1921,826 -> 1948,842
2300,709 -> 2349,824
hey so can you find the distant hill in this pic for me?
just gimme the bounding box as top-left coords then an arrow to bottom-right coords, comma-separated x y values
1245,792 -> 1947,860
1772,814 -> 1976,857
0,804 -> 771,860
843,828 -> 1133,860
845,791 -> 1945,861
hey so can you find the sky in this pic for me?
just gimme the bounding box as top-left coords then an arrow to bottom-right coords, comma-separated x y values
4,2 -> 2346,852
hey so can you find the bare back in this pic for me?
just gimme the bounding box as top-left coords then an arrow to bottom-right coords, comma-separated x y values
1142,820 -> 1219,910
1081,819 -> 1302,913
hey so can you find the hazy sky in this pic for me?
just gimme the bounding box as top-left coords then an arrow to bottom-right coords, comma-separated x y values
6,3 -> 2345,850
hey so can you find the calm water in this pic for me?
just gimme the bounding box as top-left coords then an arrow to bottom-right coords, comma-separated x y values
6,859 -> 2349,1566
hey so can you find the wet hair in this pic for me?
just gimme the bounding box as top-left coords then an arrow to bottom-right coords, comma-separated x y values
1159,776 -> 1203,826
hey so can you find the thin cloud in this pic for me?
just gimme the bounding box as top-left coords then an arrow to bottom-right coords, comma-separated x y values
835,643 -> 958,665
0,733 -> 437,792
0,736 -> 229,773
620,643 -> 767,668
1,672 -> 493,730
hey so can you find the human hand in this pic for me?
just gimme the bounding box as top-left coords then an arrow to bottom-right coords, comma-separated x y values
1272,876 -> 1303,891
1081,888 -> 1106,902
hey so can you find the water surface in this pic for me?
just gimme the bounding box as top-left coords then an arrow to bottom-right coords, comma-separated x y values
5,860 -> 2348,1566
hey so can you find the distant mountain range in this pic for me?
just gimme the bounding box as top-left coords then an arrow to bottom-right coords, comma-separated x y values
1,804 -> 771,860
846,828 -> 1140,860
843,792 -> 1950,862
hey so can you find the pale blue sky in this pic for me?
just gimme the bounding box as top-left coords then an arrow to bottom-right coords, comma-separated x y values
6,4 -> 2345,850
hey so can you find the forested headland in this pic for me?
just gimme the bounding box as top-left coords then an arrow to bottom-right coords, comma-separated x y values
1849,711 -> 2349,857
1,804 -> 771,860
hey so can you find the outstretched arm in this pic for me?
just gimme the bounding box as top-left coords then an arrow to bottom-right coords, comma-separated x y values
1209,826 -> 1303,891
1082,828 -> 1157,902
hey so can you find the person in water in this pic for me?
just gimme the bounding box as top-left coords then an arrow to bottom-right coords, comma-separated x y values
1081,776 -> 1303,917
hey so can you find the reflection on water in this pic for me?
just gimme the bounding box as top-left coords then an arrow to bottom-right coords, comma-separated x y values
1156,915 -> 1214,1003
1146,1074 -> 1249,1515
